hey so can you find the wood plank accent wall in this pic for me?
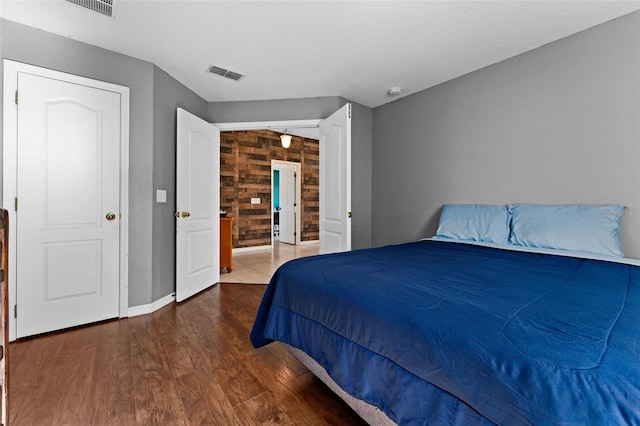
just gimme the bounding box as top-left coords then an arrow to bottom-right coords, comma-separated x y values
220,130 -> 319,248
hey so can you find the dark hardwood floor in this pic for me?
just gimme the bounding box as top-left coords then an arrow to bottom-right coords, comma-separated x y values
9,284 -> 368,425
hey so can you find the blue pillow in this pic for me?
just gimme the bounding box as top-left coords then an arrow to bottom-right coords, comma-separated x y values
435,204 -> 510,243
509,204 -> 625,257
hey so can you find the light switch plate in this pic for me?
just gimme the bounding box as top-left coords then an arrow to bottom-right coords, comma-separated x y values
156,189 -> 167,203
251,197 -> 261,205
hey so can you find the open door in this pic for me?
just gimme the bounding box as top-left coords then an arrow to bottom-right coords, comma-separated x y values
176,108 -> 220,302
279,165 -> 296,245
319,103 -> 351,254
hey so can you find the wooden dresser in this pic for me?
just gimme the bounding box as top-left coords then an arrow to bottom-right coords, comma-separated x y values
0,209 -> 8,426
220,217 -> 233,272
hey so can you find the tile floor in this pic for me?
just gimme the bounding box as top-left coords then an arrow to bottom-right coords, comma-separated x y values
220,241 -> 320,284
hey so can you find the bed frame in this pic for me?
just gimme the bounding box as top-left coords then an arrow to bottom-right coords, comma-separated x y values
285,344 -> 395,425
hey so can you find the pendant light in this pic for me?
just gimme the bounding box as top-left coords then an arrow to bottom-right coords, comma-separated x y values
280,131 -> 292,149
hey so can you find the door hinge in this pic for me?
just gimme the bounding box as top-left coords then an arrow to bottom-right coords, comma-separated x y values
348,103 -> 351,119
14,90 -> 18,105
348,211 -> 352,218
13,305 -> 17,319
14,197 -> 18,212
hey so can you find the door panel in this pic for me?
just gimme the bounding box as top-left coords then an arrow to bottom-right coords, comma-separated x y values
319,104 -> 351,254
43,241 -> 101,299
279,166 -> 296,245
16,72 -> 121,338
176,108 -> 220,302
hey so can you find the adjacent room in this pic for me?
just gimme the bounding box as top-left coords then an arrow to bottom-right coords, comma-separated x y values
0,1 -> 639,424
217,128 -> 321,284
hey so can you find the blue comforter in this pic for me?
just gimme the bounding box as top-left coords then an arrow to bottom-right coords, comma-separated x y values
250,240 -> 640,425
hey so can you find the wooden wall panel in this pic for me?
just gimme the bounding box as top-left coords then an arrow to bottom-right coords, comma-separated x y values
220,130 -> 319,248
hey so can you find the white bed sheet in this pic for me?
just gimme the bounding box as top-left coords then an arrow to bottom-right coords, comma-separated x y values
427,236 -> 640,266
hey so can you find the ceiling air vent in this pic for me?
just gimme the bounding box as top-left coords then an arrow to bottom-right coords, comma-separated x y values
207,65 -> 244,82
66,0 -> 114,17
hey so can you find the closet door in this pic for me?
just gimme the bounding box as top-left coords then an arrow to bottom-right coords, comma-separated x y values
15,72 -> 122,338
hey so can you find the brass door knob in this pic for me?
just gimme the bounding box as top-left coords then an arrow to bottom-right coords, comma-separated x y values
181,211 -> 191,218
106,213 -> 117,221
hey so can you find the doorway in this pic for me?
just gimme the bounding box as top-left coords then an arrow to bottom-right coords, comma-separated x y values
215,106 -> 351,254
272,160 -> 301,245
216,120 -> 321,252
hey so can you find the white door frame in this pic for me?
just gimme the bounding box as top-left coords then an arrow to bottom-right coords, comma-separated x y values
3,60 -> 130,340
271,160 -> 302,245
215,120 -> 321,133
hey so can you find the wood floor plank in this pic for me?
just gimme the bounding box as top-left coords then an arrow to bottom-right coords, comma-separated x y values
130,327 -> 189,426
233,390 -> 297,425
174,372 -> 218,425
9,284 -> 370,425
195,377 -> 237,424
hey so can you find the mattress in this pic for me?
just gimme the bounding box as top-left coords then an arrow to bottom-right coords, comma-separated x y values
251,240 -> 640,425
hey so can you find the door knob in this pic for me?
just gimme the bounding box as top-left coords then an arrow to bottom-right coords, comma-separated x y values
106,212 -> 117,221
181,211 -> 191,218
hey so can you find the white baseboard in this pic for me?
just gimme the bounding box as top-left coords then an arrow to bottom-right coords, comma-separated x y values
232,240 -> 318,253
233,244 -> 273,254
127,292 -> 176,317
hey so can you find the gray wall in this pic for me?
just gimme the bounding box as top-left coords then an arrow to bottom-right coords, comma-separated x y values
0,19 -> 372,309
350,101 -> 373,249
152,66 -> 207,301
0,19 -> 207,306
207,97 -> 345,123
372,12 -> 640,258
208,97 -> 374,250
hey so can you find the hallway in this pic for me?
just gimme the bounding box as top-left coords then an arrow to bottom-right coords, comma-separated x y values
220,242 -> 319,284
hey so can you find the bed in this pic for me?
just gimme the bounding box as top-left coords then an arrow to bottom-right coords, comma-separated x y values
250,204 -> 640,425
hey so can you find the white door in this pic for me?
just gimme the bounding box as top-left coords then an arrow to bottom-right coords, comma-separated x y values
279,166 -> 296,245
15,72 -> 121,338
176,108 -> 220,302
319,104 -> 352,254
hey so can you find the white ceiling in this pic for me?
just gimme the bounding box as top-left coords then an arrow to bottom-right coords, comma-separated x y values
1,1 -> 639,108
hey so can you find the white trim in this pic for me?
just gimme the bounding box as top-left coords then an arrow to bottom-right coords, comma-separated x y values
127,292 -> 176,318
119,76 -> 130,319
232,245 -> 273,254
231,241 -> 318,252
3,60 -> 130,340
214,119 -> 322,132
